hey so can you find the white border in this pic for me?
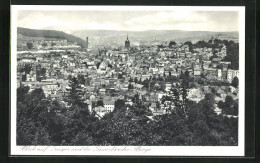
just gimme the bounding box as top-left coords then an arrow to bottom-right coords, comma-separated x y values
10,5 -> 245,156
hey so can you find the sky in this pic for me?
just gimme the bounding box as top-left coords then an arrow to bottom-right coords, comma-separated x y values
17,9 -> 239,33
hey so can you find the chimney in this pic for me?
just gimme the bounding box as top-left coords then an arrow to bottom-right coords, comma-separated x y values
86,37 -> 88,49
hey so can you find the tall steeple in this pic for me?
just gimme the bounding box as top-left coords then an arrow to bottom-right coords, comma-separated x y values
125,34 -> 130,50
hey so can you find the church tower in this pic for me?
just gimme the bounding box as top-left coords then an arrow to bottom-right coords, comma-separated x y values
125,34 -> 130,50
210,36 -> 214,44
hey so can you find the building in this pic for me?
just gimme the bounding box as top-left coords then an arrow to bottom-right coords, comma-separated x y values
209,36 -> 215,44
99,88 -> 106,95
93,106 -> 107,118
217,69 -> 222,79
93,100 -> 115,118
193,65 -> 201,76
205,68 -> 217,79
103,100 -> 115,112
125,34 -> 130,50
227,69 -> 239,82
187,88 -> 204,103
149,102 -> 166,116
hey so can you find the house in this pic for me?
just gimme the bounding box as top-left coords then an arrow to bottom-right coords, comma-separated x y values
99,88 -> 106,95
211,58 -> 222,67
205,68 -> 217,79
133,83 -> 144,91
193,65 -> 201,76
214,104 -> 222,115
149,102 -> 166,116
157,92 -> 167,101
87,61 -> 95,68
103,100 -> 115,112
149,103 -> 157,111
99,61 -> 107,70
93,106 -> 108,118
90,94 -> 96,101
26,73 -> 36,82
228,86 -> 236,93
187,88 -> 204,103
18,57 -> 36,63
62,54 -> 68,59
202,61 -> 211,69
165,83 -> 172,92
141,74 -> 151,81
217,69 -> 222,80
227,69 -> 239,82
125,99 -> 133,106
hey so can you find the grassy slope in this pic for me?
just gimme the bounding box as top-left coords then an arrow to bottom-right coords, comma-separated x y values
17,27 -> 87,48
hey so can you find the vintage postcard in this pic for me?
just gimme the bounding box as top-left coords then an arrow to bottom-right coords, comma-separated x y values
10,5 -> 245,156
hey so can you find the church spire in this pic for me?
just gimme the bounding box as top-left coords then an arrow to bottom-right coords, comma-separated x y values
125,34 -> 130,50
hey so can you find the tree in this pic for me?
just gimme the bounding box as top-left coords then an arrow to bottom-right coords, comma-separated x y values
216,64 -> 223,69
210,54 -> 218,60
71,131 -> 93,145
19,64 -> 32,74
26,42 -> 33,50
118,73 -> 123,79
17,88 -> 53,145
96,62 -> 101,69
169,41 -> 176,48
36,66 -> 46,82
65,77 -> 85,107
194,40 -> 211,48
231,76 -> 239,88
22,75 -> 26,81
97,100 -> 104,107
184,41 -> 192,47
211,87 -> 217,95
222,41 -> 239,69
220,95 -> 235,115
134,77 -> 138,83
17,86 -> 30,102
184,41 -> 194,52
198,93 -> 216,120
128,84 -> 133,90
77,74 -> 85,85
179,70 -> 190,114
42,43 -> 48,48
225,96 -> 234,107
232,102 -> 238,116
114,99 -> 126,112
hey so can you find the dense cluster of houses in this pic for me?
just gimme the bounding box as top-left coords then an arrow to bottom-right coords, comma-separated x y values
17,39 -> 81,51
17,37 -> 239,118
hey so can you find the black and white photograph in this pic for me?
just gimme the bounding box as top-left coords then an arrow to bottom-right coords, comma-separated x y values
10,6 -> 245,156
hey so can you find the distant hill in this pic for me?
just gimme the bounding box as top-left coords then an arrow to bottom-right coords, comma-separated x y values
71,30 -> 239,44
17,27 -> 239,48
17,27 -> 87,48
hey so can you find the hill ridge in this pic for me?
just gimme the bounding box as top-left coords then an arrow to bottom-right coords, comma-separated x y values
17,27 -> 87,48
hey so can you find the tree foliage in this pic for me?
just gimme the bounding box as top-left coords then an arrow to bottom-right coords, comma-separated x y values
231,76 -> 239,88
169,41 -> 176,48
26,42 -> 33,50
222,41 -> 239,70
19,64 -> 32,74
17,76 -> 238,146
